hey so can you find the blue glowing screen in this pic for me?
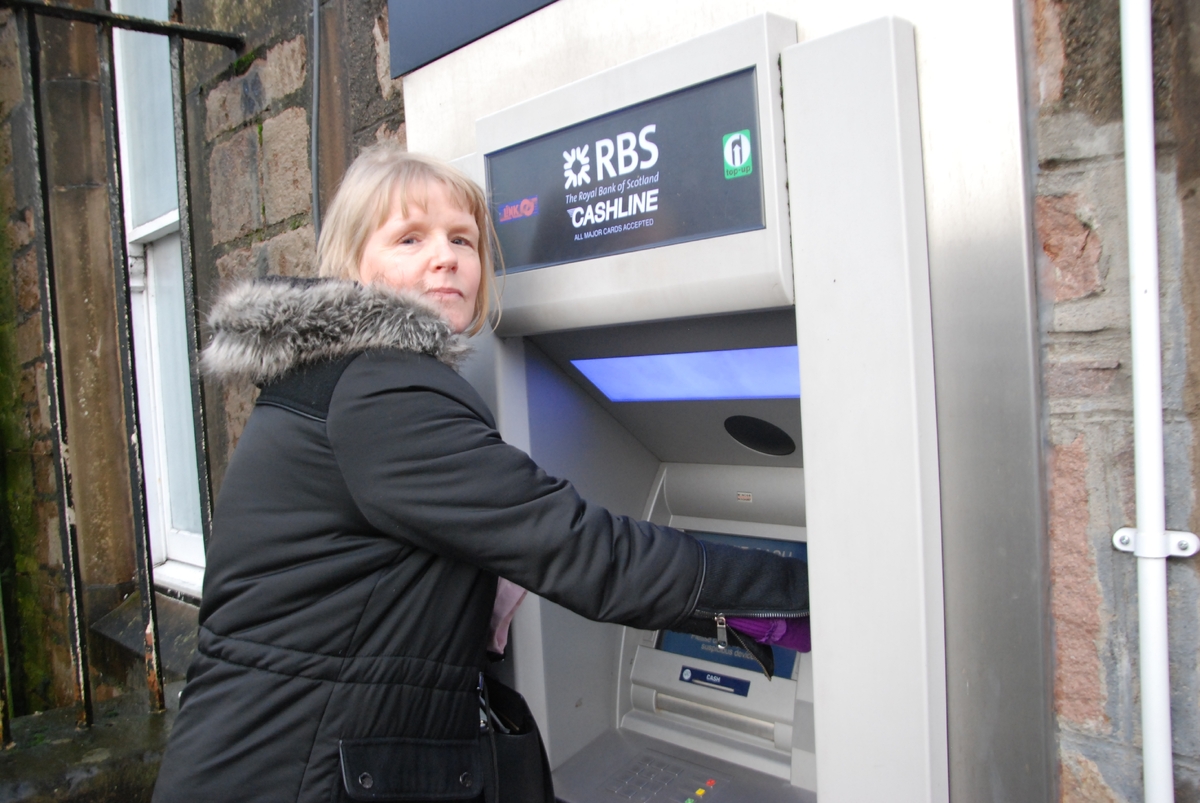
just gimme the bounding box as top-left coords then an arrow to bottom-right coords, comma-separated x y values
571,346 -> 800,402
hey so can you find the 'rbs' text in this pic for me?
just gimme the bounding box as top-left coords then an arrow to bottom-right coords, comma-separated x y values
563,124 -> 658,190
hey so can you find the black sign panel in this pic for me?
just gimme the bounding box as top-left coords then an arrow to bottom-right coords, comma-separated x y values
486,69 -> 764,273
387,0 -> 558,77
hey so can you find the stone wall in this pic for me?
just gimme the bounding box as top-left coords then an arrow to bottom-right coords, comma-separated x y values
1031,0 -> 1200,798
179,0 -> 406,489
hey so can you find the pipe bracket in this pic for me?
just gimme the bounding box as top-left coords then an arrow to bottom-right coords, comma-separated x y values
1113,527 -> 1200,558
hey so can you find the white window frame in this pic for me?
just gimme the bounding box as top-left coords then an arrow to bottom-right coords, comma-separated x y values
113,9 -> 206,600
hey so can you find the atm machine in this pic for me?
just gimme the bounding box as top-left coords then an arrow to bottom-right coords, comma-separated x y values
456,14 -> 947,802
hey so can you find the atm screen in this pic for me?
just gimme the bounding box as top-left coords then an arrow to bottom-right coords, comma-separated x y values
658,532 -> 807,679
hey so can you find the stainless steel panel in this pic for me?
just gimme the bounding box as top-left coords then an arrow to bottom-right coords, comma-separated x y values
921,7 -> 1056,803
784,19 -> 948,801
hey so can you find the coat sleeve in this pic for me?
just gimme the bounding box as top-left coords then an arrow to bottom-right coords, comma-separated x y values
326,352 -> 807,632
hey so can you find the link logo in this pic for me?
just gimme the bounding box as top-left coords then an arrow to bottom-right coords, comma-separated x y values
723,130 -> 752,179
497,196 -> 539,224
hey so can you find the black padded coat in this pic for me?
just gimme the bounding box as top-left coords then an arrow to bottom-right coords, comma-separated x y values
151,279 -> 809,803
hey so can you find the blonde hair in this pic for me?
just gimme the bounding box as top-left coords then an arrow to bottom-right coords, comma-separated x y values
318,144 -> 500,335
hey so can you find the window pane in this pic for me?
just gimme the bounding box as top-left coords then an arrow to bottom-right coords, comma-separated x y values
112,0 -> 177,228
150,233 -> 203,535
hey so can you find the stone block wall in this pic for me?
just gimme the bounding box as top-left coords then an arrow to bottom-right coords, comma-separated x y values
1030,0 -> 1200,798
179,0 -> 406,487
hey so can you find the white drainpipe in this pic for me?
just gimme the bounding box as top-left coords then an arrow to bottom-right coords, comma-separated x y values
1111,0 -> 1200,800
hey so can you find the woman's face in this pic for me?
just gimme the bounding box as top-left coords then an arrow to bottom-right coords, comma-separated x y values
359,181 -> 482,334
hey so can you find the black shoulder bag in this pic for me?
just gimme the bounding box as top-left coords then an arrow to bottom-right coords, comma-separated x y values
479,673 -> 555,803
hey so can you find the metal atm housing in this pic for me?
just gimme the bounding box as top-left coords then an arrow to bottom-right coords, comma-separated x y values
455,13 -> 950,803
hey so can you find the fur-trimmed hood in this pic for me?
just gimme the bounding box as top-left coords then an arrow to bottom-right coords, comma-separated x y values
201,278 -> 471,385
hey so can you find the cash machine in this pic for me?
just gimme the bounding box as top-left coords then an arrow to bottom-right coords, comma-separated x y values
456,14 -> 946,802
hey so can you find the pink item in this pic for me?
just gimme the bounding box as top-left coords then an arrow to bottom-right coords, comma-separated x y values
727,616 -> 811,653
488,578 -> 529,654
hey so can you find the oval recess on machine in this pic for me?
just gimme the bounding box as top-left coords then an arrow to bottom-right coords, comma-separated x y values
723,415 -> 795,456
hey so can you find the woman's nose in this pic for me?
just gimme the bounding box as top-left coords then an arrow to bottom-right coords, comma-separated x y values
429,234 -> 458,270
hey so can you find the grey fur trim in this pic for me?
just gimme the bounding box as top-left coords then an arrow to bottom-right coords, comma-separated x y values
201,279 -> 472,384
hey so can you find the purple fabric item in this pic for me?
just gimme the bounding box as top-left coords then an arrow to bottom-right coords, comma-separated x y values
727,616 -> 811,653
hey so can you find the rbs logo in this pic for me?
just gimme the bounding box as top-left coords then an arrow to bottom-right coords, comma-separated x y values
563,124 -> 658,190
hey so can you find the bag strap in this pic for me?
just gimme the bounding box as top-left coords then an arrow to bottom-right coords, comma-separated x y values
479,672 -> 501,803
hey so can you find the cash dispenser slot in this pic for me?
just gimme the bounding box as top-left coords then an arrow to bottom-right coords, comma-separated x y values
653,694 -> 776,745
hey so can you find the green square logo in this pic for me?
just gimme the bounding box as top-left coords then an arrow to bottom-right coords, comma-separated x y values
722,130 -> 753,179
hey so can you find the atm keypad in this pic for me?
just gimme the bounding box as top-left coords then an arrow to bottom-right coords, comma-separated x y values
601,751 -> 726,802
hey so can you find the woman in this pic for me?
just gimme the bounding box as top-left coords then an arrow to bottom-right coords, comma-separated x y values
152,145 -> 808,803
